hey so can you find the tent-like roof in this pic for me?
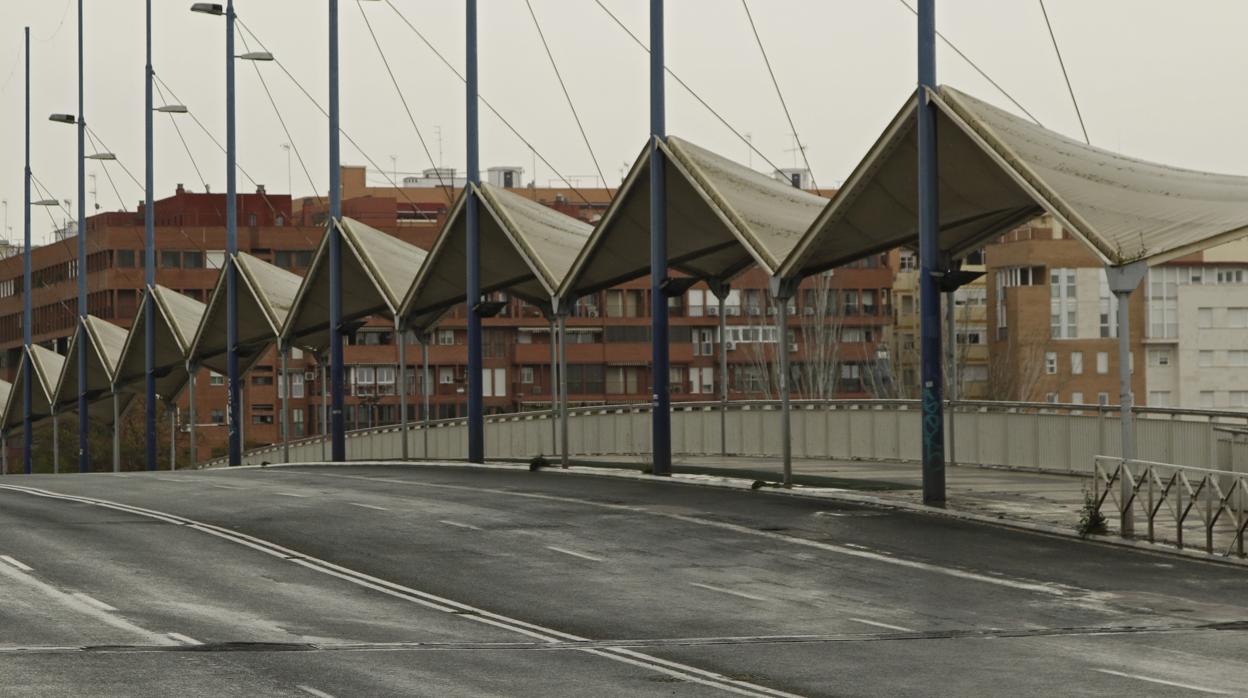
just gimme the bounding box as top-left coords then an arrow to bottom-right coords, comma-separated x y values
53,315 -> 133,424
2,345 -> 65,434
191,252 -> 301,375
114,285 -> 207,401
285,217 -> 427,352
401,182 -> 593,331
559,135 -> 828,300
781,85 -> 1248,279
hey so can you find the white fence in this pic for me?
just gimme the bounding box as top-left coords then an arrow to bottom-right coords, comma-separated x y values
206,399 -> 1248,476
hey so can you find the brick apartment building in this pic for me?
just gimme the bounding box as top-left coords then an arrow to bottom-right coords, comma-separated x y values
0,166 -> 897,466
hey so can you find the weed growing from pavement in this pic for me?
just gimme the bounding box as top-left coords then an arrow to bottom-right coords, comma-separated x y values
1076,488 -> 1108,537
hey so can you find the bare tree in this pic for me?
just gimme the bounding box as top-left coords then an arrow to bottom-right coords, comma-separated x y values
988,327 -> 1048,402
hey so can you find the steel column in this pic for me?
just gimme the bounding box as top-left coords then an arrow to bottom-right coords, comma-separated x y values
77,0 -> 89,473
649,0 -> 671,476
22,27 -> 32,475
144,0 -> 158,470
558,311 -> 569,468
320,355 -> 328,461
421,335 -> 430,458
169,406 -> 176,471
916,0 -> 945,505
52,412 -> 59,474
465,0 -> 484,463
945,290 -> 957,465
397,319 -> 409,460
328,0 -> 346,462
548,315 -> 558,453
187,362 -> 197,469
771,279 -> 795,488
112,390 -> 120,472
225,0 -> 241,467
710,282 -> 730,458
1107,262 -> 1145,537
280,342 -> 290,463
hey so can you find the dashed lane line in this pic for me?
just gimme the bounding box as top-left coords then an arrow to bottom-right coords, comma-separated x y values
167,633 -> 203,646
438,520 -> 482,531
546,546 -> 605,562
348,503 -> 389,511
689,583 -> 769,603
1,555 -> 32,572
849,618 -> 914,633
1093,669 -> 1229,695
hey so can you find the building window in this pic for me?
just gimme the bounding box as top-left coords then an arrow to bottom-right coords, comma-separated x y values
115,249 -> 136,268
1071,392 -> 1084,405
520,366 -> 534,384
292,408 -> 304,436
439,367 -> 455,384
1097,393 -> 1110,406
183,251 -> 204,269
1230,391 -> 1248,408
687,289 -> 704,318
1147,268 -> 1179,338
1148,391 -> 1171,407
1200,391 -> 1215,409
1096,352 -> 1109,375
899,251 -> 918,272
1229,308 -> 1248,328
1045,352 -> 1057,375
1071,352 -> 1083,375
1045,393 -> 1058,404
210,409 -> 225,424
692,328 -> 714,356
1050,268 -> 1077,339
1099,270 -> 1118,338
1231,351 -> 1248,367
1000,266 -> 1045,287
209,371 -> 225,386
160,250 -> 181,268
1199,307 -> 1213,329
206,250 -> 226,269
377,366 -> 396,396
438,329 -> 455,346
1148,349 -> 1172,367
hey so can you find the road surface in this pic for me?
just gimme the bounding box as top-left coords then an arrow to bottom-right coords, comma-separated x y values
0,463 -> 1244,696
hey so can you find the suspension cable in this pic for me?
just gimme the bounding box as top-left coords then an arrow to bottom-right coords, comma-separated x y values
85,130 -> 131,213
1038,0 -> 1089,143
740,0 -> 818,190
524,0 -> 610,195
152,78 -> 209,193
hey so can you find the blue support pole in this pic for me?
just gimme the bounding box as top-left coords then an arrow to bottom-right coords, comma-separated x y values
22,26 -> 32,475
225,0 -> 241,466
917,0 -> 945,505
328,0 -> 346,462
76,0 -> 89,474
465,0 -> 484,463
649,0 -> 671,476
144,0 -> 157,470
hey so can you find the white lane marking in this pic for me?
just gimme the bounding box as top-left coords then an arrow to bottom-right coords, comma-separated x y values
438,520 -> 482,531
167,632 -> 203,646
0,484 -> 796,698
546,546 -> 605,562
1094,669 -> 1229,695
274,492 -> 310,498
153,477 -> 185,483
72,592 -> 118,612
849,618 -> 914,633
1,555 -> 33,572
297,686 -> 336,698
299,471 -> 1069,597
348,503 -> 389,511
210,484 -> 244,490
689,583 -> 769,603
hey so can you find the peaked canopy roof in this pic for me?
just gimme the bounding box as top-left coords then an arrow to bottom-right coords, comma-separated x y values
285,217 -> 427,352
53,315 -> 132,423
115,285 -> 207,401
401,182 -> 593,330
3,345 -> 66,434
781,85 -> 1248,279
192,252 -> 301,375
559,135 -> 828,300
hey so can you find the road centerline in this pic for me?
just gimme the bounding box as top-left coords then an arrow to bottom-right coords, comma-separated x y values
1093,668 -> 1229,695
546,546 -> 605,562
689,583 -> 769,603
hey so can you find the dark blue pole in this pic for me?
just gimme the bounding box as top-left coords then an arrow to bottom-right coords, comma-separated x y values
917,0 -> 945,505
465,0 -> 483,463
22,26 -> 32,475
76,0 -> 89,474
328,0 -> 345,462
649,0 -> 671,476
144,0 -> 157,470
225,0 -> 241,466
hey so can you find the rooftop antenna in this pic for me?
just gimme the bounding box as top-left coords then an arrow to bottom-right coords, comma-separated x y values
745,132 -> 753,169
88,172 -> 98,210
434,125 -> 443,170
390,154 -> 398,187
784,132 -> 806,169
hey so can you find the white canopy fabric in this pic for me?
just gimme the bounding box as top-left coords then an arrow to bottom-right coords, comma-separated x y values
53,316 -> 133,423
2,344 -> 65,433
115,285 -> 207,401
559,135 -> 828,300
401,182 -> 593,331
285,217 -> 428,352
191,252 -> 302,375
781,85 -> 1248,279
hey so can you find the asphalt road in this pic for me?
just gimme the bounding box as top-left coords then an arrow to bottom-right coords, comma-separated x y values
0,463 -> 1245,697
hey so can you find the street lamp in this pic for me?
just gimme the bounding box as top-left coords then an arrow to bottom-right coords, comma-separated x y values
85,153 -> 116,161
155,105 -> 188,114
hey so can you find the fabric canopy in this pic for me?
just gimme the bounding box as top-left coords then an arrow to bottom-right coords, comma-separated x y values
401,182 -> 593,330
285,217 -> 427,352
3,345 -> 65,434
115,285 -> 207,401
53,315 -> 133,424
191,252 -> 301,375
781,85 -> 1248,279
560,135 -> 828,300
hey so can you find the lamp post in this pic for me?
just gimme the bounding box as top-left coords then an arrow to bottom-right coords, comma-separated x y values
191,2 -> 273,466
328,0 -> 346,462
649,0 -> 671,476
465,0 -> 484,463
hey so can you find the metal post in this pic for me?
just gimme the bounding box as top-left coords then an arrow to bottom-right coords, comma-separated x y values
558,310 -> 569,468
548,314 -> 558,453
169,406 -> 176,471
771,279 -> 794,488
112,389 -> 120,472
916,0 -> 945,505
465,0 -> 484,464
1107,262 -> 1145,537
320,354 -> 328,461
52,412 -> 59,474
397,319 -> 409,460
144,0 -> 158,471
649,0 -> 671,476
2,433 -> 7,475
225,0 -> 241,467
280,342 -> 290,463
710,282 -> 730,457
328,0 -> 346,462
945,290 -> 957,466
421,334 -> 431,458
77,0 -> 89,474
187,362 -> 197,468
22,27 -> 33,475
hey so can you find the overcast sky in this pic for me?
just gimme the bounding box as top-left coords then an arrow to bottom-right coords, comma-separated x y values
1,0 -> 1246,246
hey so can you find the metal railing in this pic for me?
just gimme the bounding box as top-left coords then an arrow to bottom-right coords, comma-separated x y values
1094,456 -> 1248,557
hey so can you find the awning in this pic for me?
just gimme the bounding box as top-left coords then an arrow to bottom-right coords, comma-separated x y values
53,315 -> 133,423
114,285 -> 207,401
191,252 -> 301,375
3,345 -> 63,434
284,217 -> 427,352
781,85 -> 1248,278
559,135 -> 828,300
401,182 -> 593,331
